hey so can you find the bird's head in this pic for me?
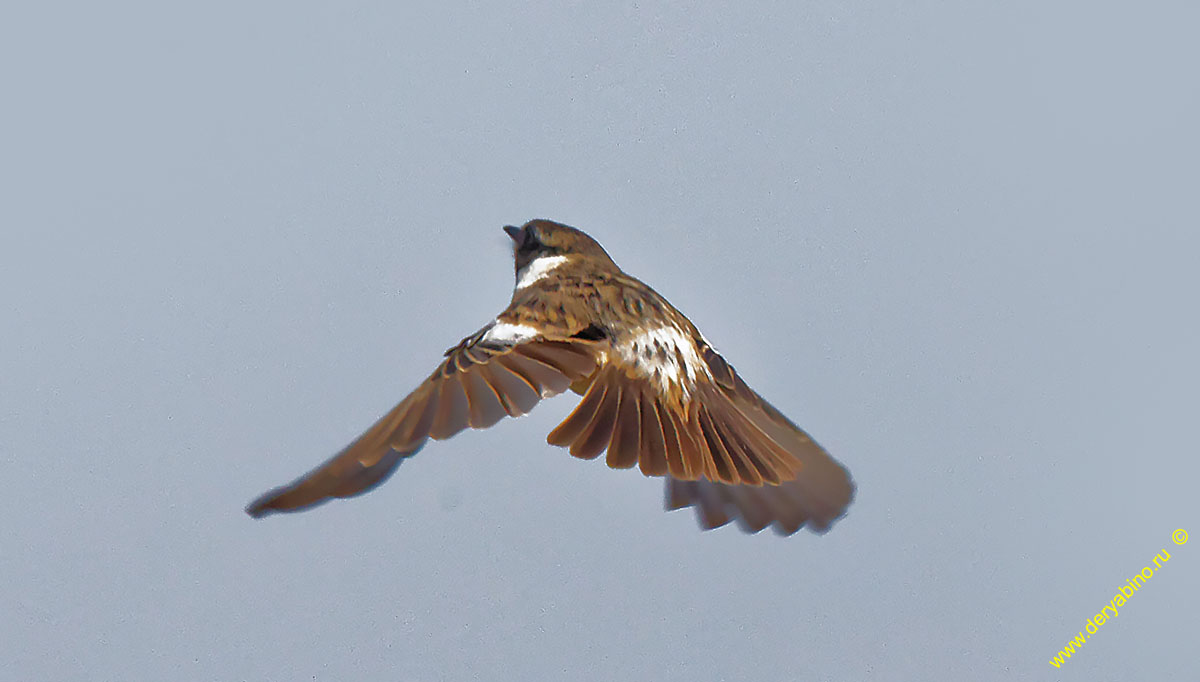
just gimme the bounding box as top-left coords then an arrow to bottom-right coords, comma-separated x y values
503,219 -> 617,280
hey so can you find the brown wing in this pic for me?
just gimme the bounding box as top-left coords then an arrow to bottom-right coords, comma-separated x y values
245,328 -> 598,517
544,337 -> 853,535
547,364 -> 795,483
664,343 -> 854,534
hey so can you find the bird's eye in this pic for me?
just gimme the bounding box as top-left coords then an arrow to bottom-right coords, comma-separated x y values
522,229 -> 541,251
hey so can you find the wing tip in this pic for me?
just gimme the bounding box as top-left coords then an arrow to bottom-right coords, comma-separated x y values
663,474 -> 855,536
244,500 -> 272,519
244,485 -> 334,519
245,485 -> 292,518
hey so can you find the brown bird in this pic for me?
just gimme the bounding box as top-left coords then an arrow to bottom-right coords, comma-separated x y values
246,219 -> 854,535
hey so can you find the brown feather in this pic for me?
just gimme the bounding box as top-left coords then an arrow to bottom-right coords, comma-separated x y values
697,408 -> 737,484
664,478 -> 694,511
453,346 -> 477,373
656,400 -> 687,479
692,382 -> 796,483
480,363 -> 540,417
606,379 -> 642,469
500,352 -> 571,397
711,417 -> 763,486
463,345 -> 492,367
324,451 -> 406,499
684,409 -> 718,482
709,412 -> 775,484
733,419 -> 795,483
773,483 -> 813,534
723,485 -> 774,533
429,379 -> 469,440
546,371 -> 606,447
461,370 -> 506,429
491,354 -> 540,395
663,458 -> 853,535
520,342 -> 597,379
388,383 -> 440,452
570,373 -> 620,460
713,406 -> 773,486
671,408 -> 707,481
637,390 -> 669,476
691,479 -> 731,529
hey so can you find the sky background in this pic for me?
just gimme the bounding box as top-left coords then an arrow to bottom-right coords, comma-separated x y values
2,2 -> 1197,680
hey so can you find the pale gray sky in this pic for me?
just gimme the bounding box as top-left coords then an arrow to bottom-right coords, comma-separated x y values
2,2 -> 1197,680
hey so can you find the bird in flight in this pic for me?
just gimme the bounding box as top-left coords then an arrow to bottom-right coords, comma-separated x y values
246,219 -> 854,535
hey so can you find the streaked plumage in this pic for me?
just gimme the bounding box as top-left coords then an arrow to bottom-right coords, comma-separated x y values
246,219 -> 854,535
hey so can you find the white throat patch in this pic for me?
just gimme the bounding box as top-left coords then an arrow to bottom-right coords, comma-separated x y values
617,325 -> 711,399
515,255 -> 569,290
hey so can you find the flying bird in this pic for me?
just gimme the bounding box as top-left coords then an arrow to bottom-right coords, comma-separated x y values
246,220 -> 854,534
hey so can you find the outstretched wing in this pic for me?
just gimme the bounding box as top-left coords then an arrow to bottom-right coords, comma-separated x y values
246,324 -> 597,517
543,329 -> 854,535
663,343 -> 854,534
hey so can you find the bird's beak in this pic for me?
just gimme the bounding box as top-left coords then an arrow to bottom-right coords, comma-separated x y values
503,225 -> 524,244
